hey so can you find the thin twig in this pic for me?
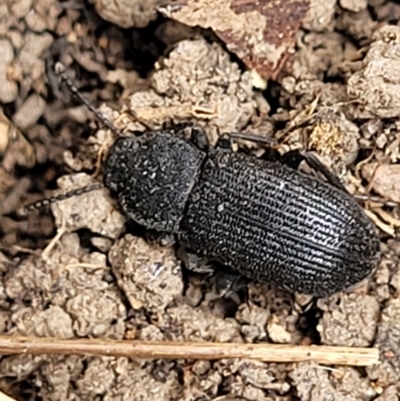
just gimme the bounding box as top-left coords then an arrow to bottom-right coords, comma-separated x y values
41,213 -> 67,260
0,336 -> 379,367
0,391 -> 17,401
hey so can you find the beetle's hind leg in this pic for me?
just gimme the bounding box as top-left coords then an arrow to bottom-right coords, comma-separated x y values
280,149 -> 347,192
217,130 -> 346,192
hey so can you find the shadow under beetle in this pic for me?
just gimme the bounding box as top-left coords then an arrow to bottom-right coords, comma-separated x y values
27,63 -> 381,298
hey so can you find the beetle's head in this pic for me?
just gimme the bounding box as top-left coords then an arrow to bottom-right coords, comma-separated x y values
103,130 -> 205,233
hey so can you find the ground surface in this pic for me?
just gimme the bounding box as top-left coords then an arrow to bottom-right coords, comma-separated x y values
0,0 -> 400,400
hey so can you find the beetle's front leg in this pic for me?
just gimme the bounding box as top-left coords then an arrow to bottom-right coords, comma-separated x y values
189,126 -> 210,151
167,124 -> 211,152
214,134 -> 232,149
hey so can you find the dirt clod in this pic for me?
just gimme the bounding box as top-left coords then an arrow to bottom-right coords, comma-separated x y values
50,173 -> 126,238
317,293 -> 380,347
125,37 -> 259,144
109,234 -> 183,312
367,298 -> 400,386
290,362 -> 376,401
347,25 -> 400,119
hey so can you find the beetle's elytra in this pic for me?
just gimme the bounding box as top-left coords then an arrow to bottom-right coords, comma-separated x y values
28,63 -> 381,298
102,129 -> 380,298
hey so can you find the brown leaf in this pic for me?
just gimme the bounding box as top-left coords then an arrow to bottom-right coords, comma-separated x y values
159,0 -> 309,81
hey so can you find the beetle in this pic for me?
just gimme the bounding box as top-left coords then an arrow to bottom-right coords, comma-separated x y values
26,63 -> 381,298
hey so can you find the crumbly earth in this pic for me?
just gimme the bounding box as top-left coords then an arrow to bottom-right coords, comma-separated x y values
1,1 -> 400,401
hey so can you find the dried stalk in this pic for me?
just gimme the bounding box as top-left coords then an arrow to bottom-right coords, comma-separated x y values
0,336 -> 379,366
0,391 -> 17,401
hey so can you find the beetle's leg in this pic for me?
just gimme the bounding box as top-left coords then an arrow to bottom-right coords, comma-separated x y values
217,130 -> 346,192
144,230 -> 176,247
220,131 -> 346,191
189,126 -> 210,151
226,132 -> 277,147
281,149 -> 347,192
214,270 -> 249,298
216,132 -> 281,160
176,246 -> 215,274
166,121 -> 194,134
215,133 -> 233,149
278,149 -> 304,169
167,123 -> 210,152
216,131 -> 277,151
177,244 -> 249,301
303,152 -> 347,192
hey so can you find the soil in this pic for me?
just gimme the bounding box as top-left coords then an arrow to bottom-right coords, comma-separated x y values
1,0 -> 400,400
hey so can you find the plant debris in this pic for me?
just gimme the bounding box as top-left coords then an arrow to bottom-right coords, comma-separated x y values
159,0 -> 310,82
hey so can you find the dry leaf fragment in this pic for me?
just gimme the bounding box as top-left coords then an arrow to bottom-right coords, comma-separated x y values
160,0 -> 309,81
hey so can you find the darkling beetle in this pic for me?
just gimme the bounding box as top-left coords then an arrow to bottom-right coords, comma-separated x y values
26,63 -> 381,298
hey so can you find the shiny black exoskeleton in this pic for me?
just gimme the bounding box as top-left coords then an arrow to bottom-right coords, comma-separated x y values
35,63 -> 379,298
103,128 -> 381,297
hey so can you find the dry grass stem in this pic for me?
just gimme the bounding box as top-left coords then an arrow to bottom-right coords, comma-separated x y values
0,336 -> 379,367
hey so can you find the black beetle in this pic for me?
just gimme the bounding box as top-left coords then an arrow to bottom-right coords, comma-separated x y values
27,63 -> 381,298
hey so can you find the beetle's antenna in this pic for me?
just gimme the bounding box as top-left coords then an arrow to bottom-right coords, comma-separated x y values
24,182 -> 103,212
23,65 -> 118,215
54,62 -> 124,138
